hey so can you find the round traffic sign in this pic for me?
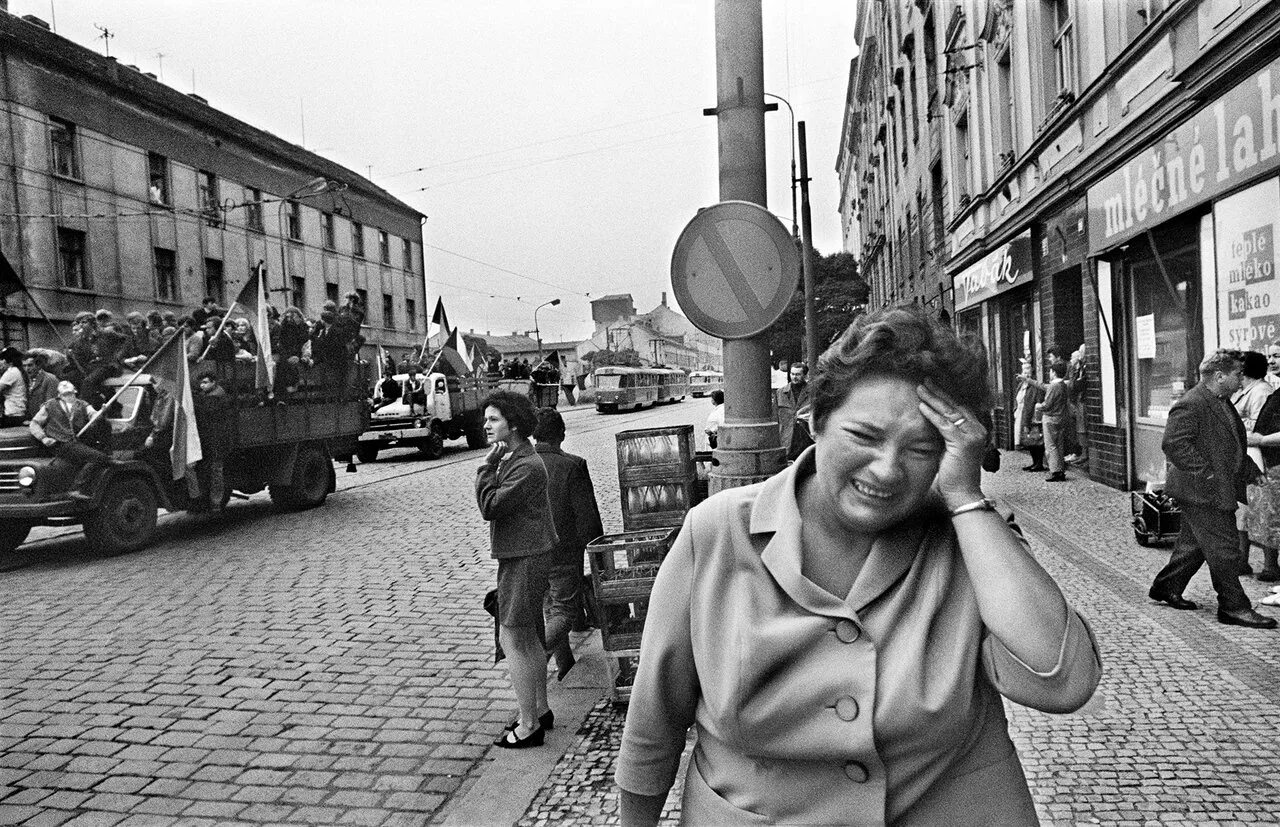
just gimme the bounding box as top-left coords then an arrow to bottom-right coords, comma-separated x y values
670,201 -> 800,339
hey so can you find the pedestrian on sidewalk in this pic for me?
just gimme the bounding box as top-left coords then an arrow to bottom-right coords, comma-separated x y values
1019,360 -> 1069,481
1244,385 -> 1280,581
531,407 -> 603,680
1232,350 -> 1274,575
1149,349 -> 1276,628
476,390 -> 559,748
617,307 -> 1102,826
1013,357 -> 1046,471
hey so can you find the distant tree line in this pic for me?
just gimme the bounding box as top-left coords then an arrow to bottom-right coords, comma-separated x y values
763,249 -> 869,367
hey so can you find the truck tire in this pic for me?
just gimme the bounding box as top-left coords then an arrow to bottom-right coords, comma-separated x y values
355,443 -> 379,463
270,446 -> 331,510
417,430 -> 445,460
466,425 -> 488,450
0,521 -> 31,557
83,477 -> 158,556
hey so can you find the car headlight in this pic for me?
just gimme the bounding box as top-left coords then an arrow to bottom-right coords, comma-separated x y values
17,466 -> 36,487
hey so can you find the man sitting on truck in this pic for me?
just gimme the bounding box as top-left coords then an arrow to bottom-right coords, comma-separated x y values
29,380 -> 112,502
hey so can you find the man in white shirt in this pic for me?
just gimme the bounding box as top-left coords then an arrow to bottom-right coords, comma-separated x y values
0,347 -> 27,428
29,380 -> 110,501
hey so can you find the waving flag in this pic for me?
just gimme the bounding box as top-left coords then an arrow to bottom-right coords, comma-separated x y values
430,297 -> 450,336
144,331 -> 203,480
233,263 -> 274,393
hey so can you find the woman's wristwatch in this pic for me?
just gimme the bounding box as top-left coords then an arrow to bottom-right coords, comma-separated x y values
950,498 -> 997,517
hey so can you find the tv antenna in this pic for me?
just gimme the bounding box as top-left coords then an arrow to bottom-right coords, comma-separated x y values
93,24 -> 114,57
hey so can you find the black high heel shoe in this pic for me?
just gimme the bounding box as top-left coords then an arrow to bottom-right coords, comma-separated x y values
494,723 -> 545,749
504,710 -> 554,732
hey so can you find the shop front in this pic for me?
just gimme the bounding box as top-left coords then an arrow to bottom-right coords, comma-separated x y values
1087,53 -> 1280,489
952,229 -> 1035,449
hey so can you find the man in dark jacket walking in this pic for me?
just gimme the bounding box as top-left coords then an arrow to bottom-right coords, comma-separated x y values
532,407 -> 604,678
1149,349 -> 1276,628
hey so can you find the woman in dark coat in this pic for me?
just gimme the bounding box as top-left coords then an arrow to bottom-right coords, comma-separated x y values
475,390 -> 558,749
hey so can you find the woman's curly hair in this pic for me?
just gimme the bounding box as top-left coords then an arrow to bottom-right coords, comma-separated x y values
811,306 -> 991,433
482,390 -> 538,438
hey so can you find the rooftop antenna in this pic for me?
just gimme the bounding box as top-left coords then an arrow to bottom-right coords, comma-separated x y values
93,24 -> 113,57
154,51 -> 165,82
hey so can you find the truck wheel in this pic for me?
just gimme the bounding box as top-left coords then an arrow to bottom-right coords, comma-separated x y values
0,521 -> 31,557
83,477 -> 158,556
417,431 -> 445,460
466,426 -> 488,450
355,444 -> 379,463
270,446 -> 331,510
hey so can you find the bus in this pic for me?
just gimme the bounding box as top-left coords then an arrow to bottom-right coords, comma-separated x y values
689,370 -> 724,397
593,366 -> 689,412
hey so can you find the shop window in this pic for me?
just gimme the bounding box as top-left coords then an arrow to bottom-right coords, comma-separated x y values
1130,239 -> 1200,423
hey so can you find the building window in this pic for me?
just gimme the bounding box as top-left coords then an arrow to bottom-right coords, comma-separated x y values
994,45 -> 1015,162
198,170 -> 220,226
154,247 -> 178,301
49,117 -> 80,179
378,230 -> 391,264
147,152 -> 169,205
1050,0 -> 1076,97
406,298 -> 417,331
246,187 -> 264,232
291,276 -> 307,312
204,258 -> 225,306
352,222 -> 365,258
56,228 -> 89,289
321,213 -> 336,249
953,111 -> 972,205
356,288 -> 368,314
930,162 -> 946,243
382,293 -> 394,328
403,239 -> 413,271
326,282 -> 339,305
286,201 -> 302,241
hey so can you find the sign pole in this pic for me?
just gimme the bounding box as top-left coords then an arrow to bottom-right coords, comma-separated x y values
707,0 -> 784,493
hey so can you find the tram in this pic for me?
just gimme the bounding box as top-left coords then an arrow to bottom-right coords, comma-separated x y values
689,370 -> 725,397
593,366 -> 689,412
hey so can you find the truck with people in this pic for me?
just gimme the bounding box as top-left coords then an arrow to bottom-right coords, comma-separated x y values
0,362 -> 369,561
357,370 -> 531,462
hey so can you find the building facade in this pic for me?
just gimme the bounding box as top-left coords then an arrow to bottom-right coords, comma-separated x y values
0,10 -> 426,359
840,0 -> 1280,492
584,292 -> 723,373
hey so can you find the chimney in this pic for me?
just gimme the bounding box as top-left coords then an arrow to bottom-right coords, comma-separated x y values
21,14 -> 50,29
661,291 -> 667,306
188,93 -> 208,104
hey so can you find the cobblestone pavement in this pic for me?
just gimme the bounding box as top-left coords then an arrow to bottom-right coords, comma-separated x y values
0,399 -> 684,826
8,399 -> 1280,826
520,451 -> 1280,826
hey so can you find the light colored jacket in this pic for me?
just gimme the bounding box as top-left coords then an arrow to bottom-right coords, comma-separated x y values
617,448 -> 1102,825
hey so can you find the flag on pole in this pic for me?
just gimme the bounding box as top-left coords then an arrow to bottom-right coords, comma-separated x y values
430,297 -> 450,336
145,332 -> 203,480
460,338 -> 473,373
443,326 -> 460,353
233,264 -> 274,393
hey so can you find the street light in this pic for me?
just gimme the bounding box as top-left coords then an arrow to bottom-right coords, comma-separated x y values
276,176 -> 347,302
534,298 -> 560,360
764,92 -> 798,240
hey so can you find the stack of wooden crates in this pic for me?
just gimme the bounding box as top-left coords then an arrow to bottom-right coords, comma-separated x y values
588,425 -> 700,704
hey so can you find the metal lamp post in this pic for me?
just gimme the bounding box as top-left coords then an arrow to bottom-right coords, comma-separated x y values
534,298 -> 560,359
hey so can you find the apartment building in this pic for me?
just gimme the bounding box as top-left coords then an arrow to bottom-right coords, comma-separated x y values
839,0 -> 1280,491
0,9 -> 426,359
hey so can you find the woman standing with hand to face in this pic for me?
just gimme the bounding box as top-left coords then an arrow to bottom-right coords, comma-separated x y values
476,390 -> 559,749
617,308 -> 1102,826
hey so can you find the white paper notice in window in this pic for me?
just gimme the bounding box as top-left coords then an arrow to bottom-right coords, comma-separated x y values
1135,314 -> 1157,359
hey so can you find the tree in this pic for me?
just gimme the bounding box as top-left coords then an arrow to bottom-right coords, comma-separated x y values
762,248 -> 869,366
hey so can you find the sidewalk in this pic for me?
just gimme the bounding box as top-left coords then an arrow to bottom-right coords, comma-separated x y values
444,454 -> 1280,826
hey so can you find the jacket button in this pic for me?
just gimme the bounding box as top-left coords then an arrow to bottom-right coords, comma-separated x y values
835,619 -> 860,643
834,696 -> 859,721
844,761 -> 869,783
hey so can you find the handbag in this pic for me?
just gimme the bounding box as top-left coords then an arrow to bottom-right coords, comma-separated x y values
982,444 -> 1001,473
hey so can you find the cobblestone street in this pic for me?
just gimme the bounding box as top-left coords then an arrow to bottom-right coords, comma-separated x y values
4,399 -> 1280,825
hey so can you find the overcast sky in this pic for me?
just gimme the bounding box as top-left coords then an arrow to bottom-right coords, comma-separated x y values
17,0 -> 858,343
